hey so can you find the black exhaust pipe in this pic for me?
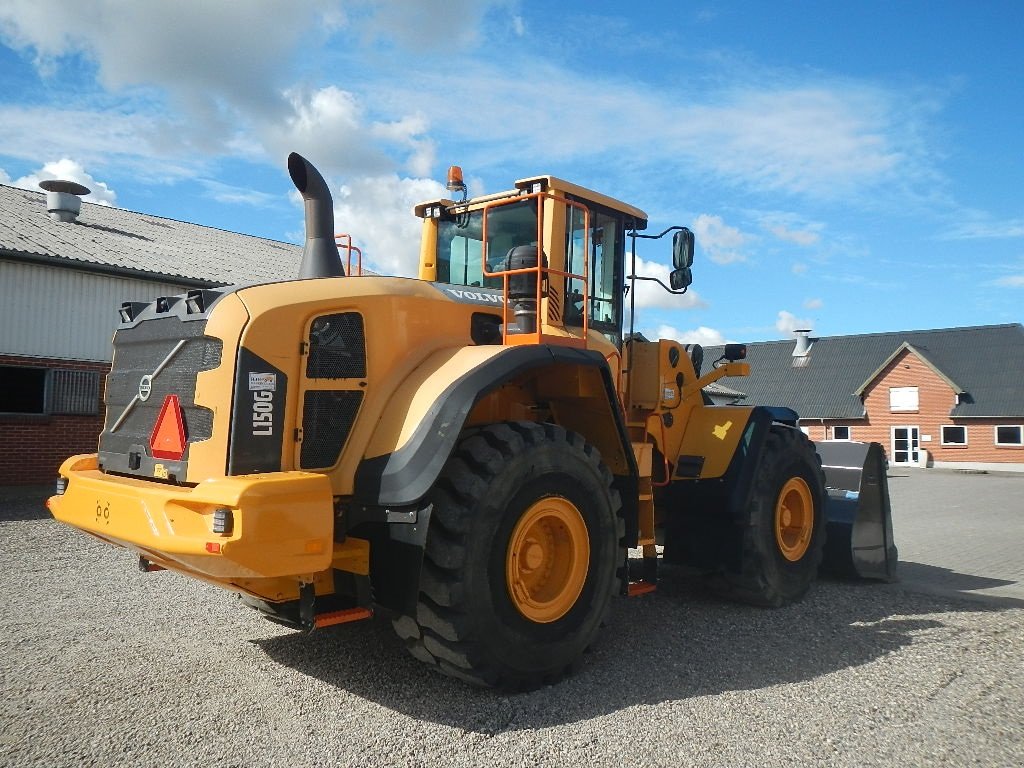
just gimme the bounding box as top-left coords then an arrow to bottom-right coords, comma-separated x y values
287,152 -> 345,278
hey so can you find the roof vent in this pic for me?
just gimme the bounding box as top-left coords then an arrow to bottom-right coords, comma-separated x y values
792,328 -> 813,357
38,179 -> 91,223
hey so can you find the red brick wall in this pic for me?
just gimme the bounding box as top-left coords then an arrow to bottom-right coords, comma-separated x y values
799,348 -> 1024,466
0,355 -> 109,485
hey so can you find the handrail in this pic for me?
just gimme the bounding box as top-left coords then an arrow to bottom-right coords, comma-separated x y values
479,192 -> 590,345
335,233 -> 363,276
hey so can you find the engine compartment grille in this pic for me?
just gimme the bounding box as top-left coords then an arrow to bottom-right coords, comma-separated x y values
300,390 -> 364,469
99,315 -> 221,477
306,312 -> 366,379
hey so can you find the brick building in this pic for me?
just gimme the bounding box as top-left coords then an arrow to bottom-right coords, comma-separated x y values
707,325 -> 1024,471
0,182 -> 301,485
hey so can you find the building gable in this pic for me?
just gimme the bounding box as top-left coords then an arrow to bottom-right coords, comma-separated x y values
861,346 -> 959,420
856,342 -> 964,397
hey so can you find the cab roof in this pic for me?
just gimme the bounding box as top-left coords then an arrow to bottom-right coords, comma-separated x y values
414,174 -> 648,231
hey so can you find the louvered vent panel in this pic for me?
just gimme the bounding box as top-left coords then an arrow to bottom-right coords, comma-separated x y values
48,369 -> 101,415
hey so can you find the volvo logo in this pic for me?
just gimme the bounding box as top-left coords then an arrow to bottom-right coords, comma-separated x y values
138,375 -> 153,401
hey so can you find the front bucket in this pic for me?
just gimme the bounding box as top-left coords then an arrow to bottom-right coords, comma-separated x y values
814,440 -> 898,581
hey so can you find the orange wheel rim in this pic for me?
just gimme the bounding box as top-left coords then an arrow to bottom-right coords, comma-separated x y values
774,477 -> 814,562
506,497 -> 589,623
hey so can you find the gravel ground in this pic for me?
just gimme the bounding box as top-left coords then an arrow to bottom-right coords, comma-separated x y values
2,473 -> 1022,767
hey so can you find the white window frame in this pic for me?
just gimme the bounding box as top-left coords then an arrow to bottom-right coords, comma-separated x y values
994,425 -> 1023,447
889,386 -> 919,412
831,425 -> 851,440
940,425 -> 967,446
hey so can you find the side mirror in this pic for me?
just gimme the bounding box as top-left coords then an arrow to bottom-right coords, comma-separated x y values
669,267 -> 692,291
672,228 -> 694,269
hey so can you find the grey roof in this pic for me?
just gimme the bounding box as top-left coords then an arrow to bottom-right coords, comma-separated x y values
0,183 -> 302,285
704,324 -> 1024,420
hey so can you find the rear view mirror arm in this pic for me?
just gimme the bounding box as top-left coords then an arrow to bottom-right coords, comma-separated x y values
627,273 -> 689,296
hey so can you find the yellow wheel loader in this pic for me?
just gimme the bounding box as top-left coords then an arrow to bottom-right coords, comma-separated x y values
48,154 -> 896,690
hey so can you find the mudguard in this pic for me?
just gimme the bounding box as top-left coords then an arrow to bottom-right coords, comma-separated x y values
353,344 -> 637,507
815,440 -> 898,581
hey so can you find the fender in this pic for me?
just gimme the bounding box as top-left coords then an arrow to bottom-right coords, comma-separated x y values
354,344 -> 638,507
661,407 -> 803,571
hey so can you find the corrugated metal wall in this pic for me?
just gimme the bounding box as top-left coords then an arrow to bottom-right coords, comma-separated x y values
0,259 -> 192,362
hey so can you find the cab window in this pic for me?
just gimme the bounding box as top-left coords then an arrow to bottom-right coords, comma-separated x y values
436,199 -> 538,288
564,202 -> 624,342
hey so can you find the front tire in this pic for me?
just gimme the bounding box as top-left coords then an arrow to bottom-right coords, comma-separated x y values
714,425 -> 826,607
392,421 -> 624,690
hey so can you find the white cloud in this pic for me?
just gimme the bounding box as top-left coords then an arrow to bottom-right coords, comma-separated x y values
9,158 -> 117,205
655,324 -> 727,346
629,255 -> 706,310
767,222 -> 820,246
0,1 -> 945,214
692,214 -> 749,264
199,180 -> 278,207
0,1 -> 330,118
791,262 -> 809,275
358,0 -> 496,51
944,217 -> 1024,240
679,87 -> 907,197
0,105 -> 191,178
775,310 -> 814,336
391,64 -> 935,203
803,297 -> 823,310
242,84 -> 438,182
992,276 -> 1024,288
332,173 -> 447,277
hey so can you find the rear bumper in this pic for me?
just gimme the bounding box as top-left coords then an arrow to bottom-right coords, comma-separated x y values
48,455 -> 334,580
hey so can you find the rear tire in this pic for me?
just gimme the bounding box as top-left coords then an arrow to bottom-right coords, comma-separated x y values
392,421 -> 625,690
714,425 -> 826,607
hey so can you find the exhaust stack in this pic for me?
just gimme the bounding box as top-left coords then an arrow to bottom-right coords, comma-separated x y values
287,152 -> 344,278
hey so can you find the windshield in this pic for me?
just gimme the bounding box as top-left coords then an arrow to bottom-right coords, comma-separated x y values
436,199 -> 539,288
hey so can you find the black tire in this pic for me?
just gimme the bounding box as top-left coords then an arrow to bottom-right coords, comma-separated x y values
714,425 -> 826,607
392,421 -> 625,691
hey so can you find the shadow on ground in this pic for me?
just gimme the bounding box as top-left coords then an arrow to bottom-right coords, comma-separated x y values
256,564 -> 1012,734
0,486 -> 53,522
894,560 -> 1024,608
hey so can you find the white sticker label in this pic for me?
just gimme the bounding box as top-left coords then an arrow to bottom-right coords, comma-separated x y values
663,386 -> 676,401
249,372 -> 277,392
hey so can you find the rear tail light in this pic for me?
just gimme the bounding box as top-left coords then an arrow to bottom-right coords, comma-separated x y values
212,508 -> 234,535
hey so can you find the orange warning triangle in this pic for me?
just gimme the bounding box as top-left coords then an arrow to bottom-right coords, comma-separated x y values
150,394 -> 187,460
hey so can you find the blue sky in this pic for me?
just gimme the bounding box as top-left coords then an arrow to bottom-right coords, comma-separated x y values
1,1 -> 1021,345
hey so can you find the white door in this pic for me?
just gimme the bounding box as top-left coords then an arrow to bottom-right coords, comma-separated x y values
891,426 -> 920,465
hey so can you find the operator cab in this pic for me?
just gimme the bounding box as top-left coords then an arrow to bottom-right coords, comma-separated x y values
416,172 -> 648,349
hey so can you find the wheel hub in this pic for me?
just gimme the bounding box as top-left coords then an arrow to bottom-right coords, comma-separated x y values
506,496 -> 589,623
774,476 -> 813,562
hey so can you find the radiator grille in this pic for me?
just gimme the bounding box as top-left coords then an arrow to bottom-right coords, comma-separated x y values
99,316 -> 221,467
300,390 -> 363,469
306,312 -> 366,379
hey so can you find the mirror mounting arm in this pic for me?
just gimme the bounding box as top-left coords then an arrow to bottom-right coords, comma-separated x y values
627,274 -> 689,296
